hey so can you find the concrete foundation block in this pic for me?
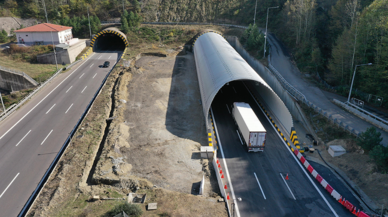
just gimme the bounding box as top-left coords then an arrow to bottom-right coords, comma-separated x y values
328,145 -> 346,157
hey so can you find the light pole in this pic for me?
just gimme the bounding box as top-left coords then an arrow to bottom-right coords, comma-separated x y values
263,6 -> 279,59
347,63 -> 372,104
42,0 -> 58,71
253,0 -> 258,26
0,92 -> 5,113
231,197 -> 242,217
87,6 -> 92,39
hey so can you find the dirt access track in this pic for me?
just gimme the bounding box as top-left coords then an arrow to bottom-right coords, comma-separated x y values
28,38 -> 228,216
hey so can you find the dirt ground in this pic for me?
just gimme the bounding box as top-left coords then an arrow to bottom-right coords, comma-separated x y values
28,26 -> 228,216
305,139 -> 388,212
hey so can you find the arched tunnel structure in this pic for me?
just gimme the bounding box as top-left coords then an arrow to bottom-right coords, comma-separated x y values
193,32 -> 293,134
90,27 -> 128,51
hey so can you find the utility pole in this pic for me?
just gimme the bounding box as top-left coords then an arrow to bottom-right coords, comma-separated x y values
347,63 -> 372,104
122,0 -> 125,13
263,6 -> 279,59
87,6 -> 92,39
42,0 -> 58,71
253,0 -> 258,26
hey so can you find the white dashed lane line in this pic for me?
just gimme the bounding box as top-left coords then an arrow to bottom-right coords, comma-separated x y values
81,86 -> 87,93
41,129 -> 53,145
15,130 -> 31,147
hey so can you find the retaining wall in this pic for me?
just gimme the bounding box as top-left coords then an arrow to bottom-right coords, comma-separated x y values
0,67 -> 38,92
37,40 -> 86,65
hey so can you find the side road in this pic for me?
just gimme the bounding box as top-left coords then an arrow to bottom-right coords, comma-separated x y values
267,33 -> 388,145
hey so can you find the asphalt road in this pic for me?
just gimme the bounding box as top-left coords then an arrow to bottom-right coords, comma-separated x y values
211,81 -> 354,217
0,51 -> 122,216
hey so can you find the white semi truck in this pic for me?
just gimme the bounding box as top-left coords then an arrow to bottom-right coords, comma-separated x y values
232,102 -> 266,152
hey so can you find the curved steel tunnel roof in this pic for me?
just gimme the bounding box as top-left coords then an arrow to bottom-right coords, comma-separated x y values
193,32 -> 293,131
90,27 -> 128,50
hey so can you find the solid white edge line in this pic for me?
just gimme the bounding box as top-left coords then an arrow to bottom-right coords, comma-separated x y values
81,86 -> 87,93
0,53 -> 95,140
243,83 -> 339,217
0,173 -> 19,198
79,73 -> 85,79
15,130 -> 31,147
65,86 -> 72,93
93,73 -> 97,79
89,63 -> 94,68
41,129 -> 53,145
65,103 -> 73,114
253,172 -> 266,200
233,87 -> 237,93
236,130 -> 243,144
226,104 -> 231,114
211,108 -> 241,217
280,173 -> 296,200
45,104 -> 56,114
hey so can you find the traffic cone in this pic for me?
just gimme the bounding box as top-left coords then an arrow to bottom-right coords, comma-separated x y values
285,173 -> 289,180
356,210 -> 360,216
217,159 -> 219,164
220,169 -> 223,174
352,207 -> 357,215
224,184 -> 227,189
218,163 -> 221,168
338,197 -> 343,203
227,193 -> 230,200
221,174 -> 224,178
342,198 -> 346,205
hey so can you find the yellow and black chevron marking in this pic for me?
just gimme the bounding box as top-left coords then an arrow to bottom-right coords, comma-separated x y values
81,47 -> 93,60
90,29 -> 129,49
208,113 -> 219,151
121,47 -> 127,59
193,30 -> 224,46
247,86 -> 304,153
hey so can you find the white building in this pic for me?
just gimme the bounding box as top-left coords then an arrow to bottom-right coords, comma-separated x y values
14,23 -> 73,45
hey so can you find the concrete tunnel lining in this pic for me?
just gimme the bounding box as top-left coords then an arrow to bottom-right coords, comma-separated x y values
193,32 -> 293,134
90,27 -> 128,51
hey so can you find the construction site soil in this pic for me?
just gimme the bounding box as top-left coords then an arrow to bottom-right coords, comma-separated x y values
27,39 -> 227,216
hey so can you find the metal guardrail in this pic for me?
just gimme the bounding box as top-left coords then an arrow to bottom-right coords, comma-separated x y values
0,65 -> 39,86
347,102 -> 388,125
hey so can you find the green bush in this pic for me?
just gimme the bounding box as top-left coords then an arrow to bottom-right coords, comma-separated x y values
356,127 -> 383,151
369,145 -> 388,172
103,202 -> 142,217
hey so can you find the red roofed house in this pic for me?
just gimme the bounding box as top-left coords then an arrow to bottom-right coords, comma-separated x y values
14,23 -> 73,45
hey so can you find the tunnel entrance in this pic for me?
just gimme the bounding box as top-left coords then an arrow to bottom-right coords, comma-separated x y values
91,28 -> 128,52
93,33 -> 126,51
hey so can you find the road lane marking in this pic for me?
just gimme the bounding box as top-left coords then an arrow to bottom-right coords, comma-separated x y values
0,53 -> 95,140
65,86 -> 72,93
254,172 -> 266,199
226,104 -> 230,113
79,73 -> 85,79
0,173 -> 19,198
45,104 -> 56,114
233,87 -> 237,93
108,55 -> 112,59
15,130 -> 31,146
81,86 -> 87,93
41,129 -> 53,145
280,173 -> 296,200
211,108 -> 241,217
90,63 -> 94,68
65,103 -> 73,114
93,73 -> 97,79
243,82 -> 339,217
236,130 -> 243,144
98,55 -> 102,59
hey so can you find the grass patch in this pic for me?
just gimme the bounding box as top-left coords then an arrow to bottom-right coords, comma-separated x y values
1,89 -> 33,109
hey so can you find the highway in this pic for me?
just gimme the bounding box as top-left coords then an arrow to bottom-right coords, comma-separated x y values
0,50 -> 122,216
211,81 -> 353,217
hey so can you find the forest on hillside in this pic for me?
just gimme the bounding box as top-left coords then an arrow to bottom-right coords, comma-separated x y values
0,0 -> 387,108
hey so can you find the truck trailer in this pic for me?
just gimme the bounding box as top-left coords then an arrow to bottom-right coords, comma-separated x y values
232,102 -> 266,152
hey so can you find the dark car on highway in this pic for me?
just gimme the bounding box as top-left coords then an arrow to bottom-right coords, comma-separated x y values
103,61 -> 110,68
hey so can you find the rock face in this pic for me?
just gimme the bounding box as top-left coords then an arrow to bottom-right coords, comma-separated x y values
0,17 -> 38,34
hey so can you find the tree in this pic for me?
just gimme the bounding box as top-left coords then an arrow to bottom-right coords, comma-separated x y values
0,29 -> 8,43
369,145 -> 388,171
357,127 -> 383,151
103,202 -> 142,217
121,17 -> 129,34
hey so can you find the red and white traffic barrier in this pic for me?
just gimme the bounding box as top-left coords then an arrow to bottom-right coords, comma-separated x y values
293,149 -> 369,217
